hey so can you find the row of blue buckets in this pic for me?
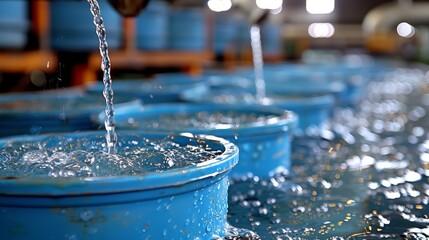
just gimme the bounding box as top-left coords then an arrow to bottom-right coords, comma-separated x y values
53,0 -> 282,52
0,0 -> 205,51
51,0 -> 208,51
0,60 -> 390,239
0,0 -> 282,54
213,12 -> 283,56
0,1 -> 28,49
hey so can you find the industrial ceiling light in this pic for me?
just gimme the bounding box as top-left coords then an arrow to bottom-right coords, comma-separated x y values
306,0 -> 335,14
397,22 -> 416,38
207,0 -> 232,12
256,0 -> 283,10
308,23 -> 335,38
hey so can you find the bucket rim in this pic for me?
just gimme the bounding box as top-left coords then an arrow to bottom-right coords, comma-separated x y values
269,93 -> 336,109
0,130 -> 239,196
85,79 -> 207,95
0,92 -> 142,118
181,88 -> 335,109
110,103 -> 298,137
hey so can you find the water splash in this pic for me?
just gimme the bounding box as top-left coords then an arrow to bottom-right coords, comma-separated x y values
0,134 -> 224,177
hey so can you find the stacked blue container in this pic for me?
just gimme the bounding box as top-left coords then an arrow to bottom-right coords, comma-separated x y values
0,90 -> 141,137
50,0 -> 122,51
109,103 -> 297,178
213,12 -> 238,55
261,21 -> 283,57
136,0 -> 169,50
0,1 -> 28,48
168,8 -> 206,51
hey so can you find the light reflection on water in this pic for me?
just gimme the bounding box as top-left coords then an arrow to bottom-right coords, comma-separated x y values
226,67 -> 429,239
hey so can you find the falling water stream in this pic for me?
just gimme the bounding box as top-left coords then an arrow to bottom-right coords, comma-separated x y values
87,1 -> 259,238
1,1 -> 428,238
88,0 -> 117,154
250,25 -> 266,104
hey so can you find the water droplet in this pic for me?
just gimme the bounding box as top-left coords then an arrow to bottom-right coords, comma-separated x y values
79,210 -> 94,222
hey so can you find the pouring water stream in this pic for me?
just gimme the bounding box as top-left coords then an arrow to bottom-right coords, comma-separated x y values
250,25 -> 267,104
88,0 -> 117,154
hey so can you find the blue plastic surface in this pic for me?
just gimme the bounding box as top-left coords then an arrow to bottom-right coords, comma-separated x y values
50,0 -> 122,50
154,72 -> 204,85
238,62 -> 372,107
0,131 -> 238,239
181,88 -> 335,131
108,104 -> 297,178
0,91 -> 141,136
236,66 -> 350,106
85,79 -> 209,104
136,0 -> 169,50
168,8 -> 206,50
261,21 -> 282,57
213,12 -> 239,54
0,1 -> 28,48
201,72 -> 254,90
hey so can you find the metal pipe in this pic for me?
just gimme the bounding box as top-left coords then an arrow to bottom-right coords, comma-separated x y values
362,2 -> 429,35
232,0 -> 270,25
107,0 -> 149,17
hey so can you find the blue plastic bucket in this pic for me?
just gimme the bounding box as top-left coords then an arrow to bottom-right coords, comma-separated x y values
201,72 -> 254,90
107,104 -> 297,178
0,1 -> 28,48
213,12 -> 239,54
136,0 -> 169,50
261,21 -> 282,57
154,72 -> 204,85
181,89 -> 335,131
242,62 -> 370,107
0,91 -> 141,136
50,0 -> 122,51
236,67 -> 348,106
85,79 -> 209,104
268,94 -> 335,130
322,64 -> 371,107
168,8 -> 206,50
0,131 -> 238,239
154,72 -> 253,94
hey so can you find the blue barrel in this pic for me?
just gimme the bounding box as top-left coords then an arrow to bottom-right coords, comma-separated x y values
236,17 -> 250,50
154,72 -> 204,84
108,104 -> 297,178
213,12 -> 239,54
50,0 -> 122,51
261,21 -> 282,57
168,8 -> 206,50
136,0 -> 169,50
0,1 -> 28,48
85,78 -> 209,104
0,131 -> 238,239
329,66 -> 370,107
236,66 -> 348,106
280,63 -> 370,107
270,94 -> 335,131
201,73 -> 254,90
181,88 -> 335,132
0,90 -> 141,137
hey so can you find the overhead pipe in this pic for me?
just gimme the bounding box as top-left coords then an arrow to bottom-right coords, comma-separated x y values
362,2 -> 429,35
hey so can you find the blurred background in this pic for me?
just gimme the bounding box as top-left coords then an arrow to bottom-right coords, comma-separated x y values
0,0 -> 427,92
